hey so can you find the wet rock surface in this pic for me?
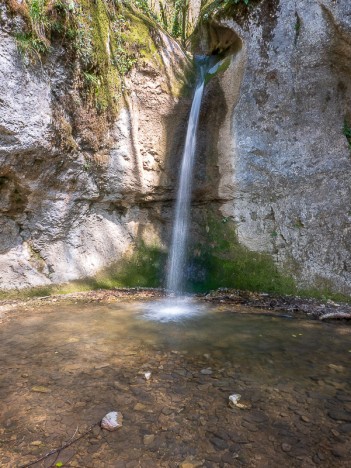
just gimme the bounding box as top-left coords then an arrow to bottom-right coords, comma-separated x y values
0,292 -> 350,467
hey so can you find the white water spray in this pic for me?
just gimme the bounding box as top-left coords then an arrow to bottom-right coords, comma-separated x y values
166,63 -> 207,294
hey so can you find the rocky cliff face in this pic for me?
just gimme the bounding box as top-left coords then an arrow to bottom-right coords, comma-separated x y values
0,2 -> 191,290
1,0 -> 351,296
194,0 -> 351,295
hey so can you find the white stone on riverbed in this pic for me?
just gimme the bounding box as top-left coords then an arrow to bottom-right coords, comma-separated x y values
228,394 -> 242,408
228,393 -> 251,409
101,411 -> 123,431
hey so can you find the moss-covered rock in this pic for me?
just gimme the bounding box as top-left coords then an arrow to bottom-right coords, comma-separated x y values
204,56 -> 231,83
186,211 -> 298,294
200,0 -> 261,23
98,241 -> 168,289
5,1 -> 176,113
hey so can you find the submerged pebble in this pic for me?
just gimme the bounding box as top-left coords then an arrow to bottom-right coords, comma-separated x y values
101,411 -> 123,431
228,394 -> 242,408
31,386 -> 51,393
229,393 -> 251,409
281,443 -> 292,452
143,434 -> 155,445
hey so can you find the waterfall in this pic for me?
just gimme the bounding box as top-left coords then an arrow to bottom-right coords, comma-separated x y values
166,62 -> 207,294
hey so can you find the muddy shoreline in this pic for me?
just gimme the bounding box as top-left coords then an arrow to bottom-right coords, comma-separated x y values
1,288 -> 350,325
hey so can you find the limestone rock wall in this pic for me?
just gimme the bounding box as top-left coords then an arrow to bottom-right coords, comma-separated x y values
205,0 -> 351,293
0,6 -> 191,290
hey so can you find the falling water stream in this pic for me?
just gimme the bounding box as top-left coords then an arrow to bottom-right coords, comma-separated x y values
166,60 -> 208,295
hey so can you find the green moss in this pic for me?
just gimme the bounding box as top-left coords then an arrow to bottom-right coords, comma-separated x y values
108,241 -> 167,288
0,241 -> 167,300
297,288 -> 350,303
75,0 -> 121,113
66,241 -> 167,290
205,56 -> 231,84
187,211 -> 298,294
1,234 -> 350,303
201,0 -> 260,21
183,211 -> 351,302
123,11 -> 160,67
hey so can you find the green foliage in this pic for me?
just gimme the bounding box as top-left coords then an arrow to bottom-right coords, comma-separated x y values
171,11 -> 181,39
201,0 -> 255,22
0,241 -> 167,299
231,0 -> 250,4
82,160 -> 92,172
10,2 -> 141,74
43,242 -> 167,290
159,2 -> 168,29
9,0 -> 187,115
173,0 -> 188,44
73,30 -> 94,69
293,218 -> 304,229
28,0 -> 46,23
133,0 -> 157,19
113,50 -> 137,75
83,72 -> 100,87
9,0 -> 50,60
343,120 -> 351,150
0,233 -> 349,302
15,31 -> 48,62
130,0 -> 190,44
294,17 -> 300,32
111,14 -> 138,75
188,247 -> 297,294
9,0 -> 75,62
